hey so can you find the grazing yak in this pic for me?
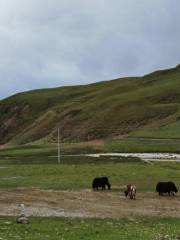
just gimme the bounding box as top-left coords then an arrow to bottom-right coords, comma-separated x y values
124,184 -> 136,200
92,177 -> 111,191
156,181 -> 178,196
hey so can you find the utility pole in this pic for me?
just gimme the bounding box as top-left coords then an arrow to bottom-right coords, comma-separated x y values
57,128 -> 61,164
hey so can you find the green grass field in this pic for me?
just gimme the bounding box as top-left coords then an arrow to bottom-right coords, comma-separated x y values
2,135 -> 180,162
0,146 -> 180,239
105,138 -> 180,153
0,216 -> 180,240
0,144 -> 180,190
0,154 -> 180,190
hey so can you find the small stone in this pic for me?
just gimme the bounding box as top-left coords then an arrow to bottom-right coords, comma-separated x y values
16,203 -> 29,224
16,215 -> 29,224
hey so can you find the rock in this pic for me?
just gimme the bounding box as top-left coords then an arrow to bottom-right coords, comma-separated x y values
16,215 -> 29,224
16,204 -> 29,224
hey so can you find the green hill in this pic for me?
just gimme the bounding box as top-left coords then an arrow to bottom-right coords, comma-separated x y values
0,64 -> 180,146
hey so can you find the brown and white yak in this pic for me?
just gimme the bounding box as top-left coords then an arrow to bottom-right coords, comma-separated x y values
124,184 -> 136,200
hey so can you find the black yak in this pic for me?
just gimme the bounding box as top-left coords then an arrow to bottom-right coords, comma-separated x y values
92,177 -> 111,191
156,181 -> 178,196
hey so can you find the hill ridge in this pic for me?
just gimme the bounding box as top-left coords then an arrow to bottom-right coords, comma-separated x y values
0,64 -> 180,145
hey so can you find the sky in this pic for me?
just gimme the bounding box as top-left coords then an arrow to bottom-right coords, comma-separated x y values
0,0 -> 180,99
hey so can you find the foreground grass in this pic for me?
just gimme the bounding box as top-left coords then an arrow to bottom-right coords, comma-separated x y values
0,159 -> 179,190
0,216 -> 180,240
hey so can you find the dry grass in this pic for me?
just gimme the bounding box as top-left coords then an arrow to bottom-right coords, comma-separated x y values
0,188 -> 180,219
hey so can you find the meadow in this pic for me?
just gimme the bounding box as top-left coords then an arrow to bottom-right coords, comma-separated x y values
0,216 -> 180,240
2,135 -> 180,162
105,138 -> 180,153
0,154 -> 180,190
0,145 -> 180,240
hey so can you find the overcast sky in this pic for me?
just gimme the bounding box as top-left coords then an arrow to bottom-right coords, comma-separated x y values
0,0 -> 180,99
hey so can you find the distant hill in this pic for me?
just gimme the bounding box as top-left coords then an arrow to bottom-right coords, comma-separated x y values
1,64 -> 180,145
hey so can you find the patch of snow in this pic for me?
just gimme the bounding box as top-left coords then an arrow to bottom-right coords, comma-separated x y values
82,153 -> 180,161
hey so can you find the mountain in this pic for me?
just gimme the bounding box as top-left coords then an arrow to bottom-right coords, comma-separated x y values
0,64 -> 180,145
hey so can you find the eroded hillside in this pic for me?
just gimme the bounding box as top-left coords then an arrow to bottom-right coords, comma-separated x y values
0,64 -> 180,145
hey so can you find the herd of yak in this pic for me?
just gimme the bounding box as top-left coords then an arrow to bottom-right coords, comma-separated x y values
92,177 -> 179,199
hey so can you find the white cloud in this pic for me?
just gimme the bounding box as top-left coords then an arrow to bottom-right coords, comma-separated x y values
0,0 -> 180,99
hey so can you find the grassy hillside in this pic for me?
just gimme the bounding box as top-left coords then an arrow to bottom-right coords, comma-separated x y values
0,64 -> 180,146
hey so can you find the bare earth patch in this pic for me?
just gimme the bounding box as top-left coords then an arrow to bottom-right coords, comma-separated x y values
0,188 -> 179,219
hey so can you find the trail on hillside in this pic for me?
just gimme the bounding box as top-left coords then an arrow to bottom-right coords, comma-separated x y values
0,188 -> 179,219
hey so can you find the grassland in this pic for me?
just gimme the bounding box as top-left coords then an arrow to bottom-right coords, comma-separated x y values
0,216 -> 180,240
105,138 -> 180,153
0,147 -> 180,239
0,141 -> 180,190
131,121 -> 180,139
0,151 -> 180,190
1,135 -> 180,164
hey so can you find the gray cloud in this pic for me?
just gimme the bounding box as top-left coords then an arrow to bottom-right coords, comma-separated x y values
0,0 -> 180,99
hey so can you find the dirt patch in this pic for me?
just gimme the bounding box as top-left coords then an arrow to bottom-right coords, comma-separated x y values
0,188 -> 179,219
0,145 -> 6,150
